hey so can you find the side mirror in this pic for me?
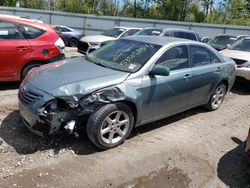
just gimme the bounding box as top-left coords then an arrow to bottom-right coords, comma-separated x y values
149,66 -> 170,76
226,44 -> 231,48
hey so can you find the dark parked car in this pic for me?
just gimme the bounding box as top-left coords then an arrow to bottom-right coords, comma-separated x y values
19,36 -> 236,149
137,28 -> 201,41
208,34 -> 238,51
54,25 -> 84,47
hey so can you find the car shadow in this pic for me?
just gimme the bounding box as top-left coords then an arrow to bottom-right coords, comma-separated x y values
0,110 -> 98,155
231,78 -> 250,95
0,107 -> 207,156
217,137 -> 250,188
0,82 -> 20,91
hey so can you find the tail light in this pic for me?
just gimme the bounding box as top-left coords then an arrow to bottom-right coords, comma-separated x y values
55,38 -> 65,54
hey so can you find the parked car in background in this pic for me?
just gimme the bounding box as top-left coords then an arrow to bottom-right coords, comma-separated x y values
137,28 -> 201,41
0,15 -> 65,82
161,28 -> 201,41
245,128 -> 250,162
201,37 -> 212,43
221,37 -> 250,80
19,36 -> 235,149
208,34 -> 238,51
53,25 -> 84,47
77,26 -> 141,54
136,27 -> 163,36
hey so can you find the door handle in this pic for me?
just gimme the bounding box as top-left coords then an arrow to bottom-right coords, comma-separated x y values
16,46 -> 28,51
183,74 -> 192,80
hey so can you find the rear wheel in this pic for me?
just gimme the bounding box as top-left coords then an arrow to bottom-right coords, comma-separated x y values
21,63 -> 41,81
205,83 -> 227,111
69,38 -> 78,47
86,103 -> 134,149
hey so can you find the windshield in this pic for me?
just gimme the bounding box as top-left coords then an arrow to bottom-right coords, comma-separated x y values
86,39 -> 161,73
101,28 -> 126,38
228,38 -> 250,52
136,29 -> 163,36
208,36 -> 237,46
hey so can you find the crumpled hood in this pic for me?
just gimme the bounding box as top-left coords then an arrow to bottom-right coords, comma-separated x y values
25,58 -> 129,97
221,49 -> 250,61
80,35 -> 116,43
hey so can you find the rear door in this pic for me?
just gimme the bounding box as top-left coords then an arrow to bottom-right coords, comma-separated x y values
188,45 -> 223,107
0,20 -> 31,81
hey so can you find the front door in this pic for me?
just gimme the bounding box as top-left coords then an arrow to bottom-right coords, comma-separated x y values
140,45 -> 192,123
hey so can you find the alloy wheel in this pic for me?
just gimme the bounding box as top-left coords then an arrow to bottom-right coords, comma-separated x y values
100,110 -> 130,144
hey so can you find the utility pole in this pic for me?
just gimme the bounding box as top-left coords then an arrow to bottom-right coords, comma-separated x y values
133,0 -> 136,18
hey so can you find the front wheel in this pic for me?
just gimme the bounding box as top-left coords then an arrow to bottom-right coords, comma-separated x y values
86,103 -> 134,149
68,38 -> 78,47
205,83 -> 227,111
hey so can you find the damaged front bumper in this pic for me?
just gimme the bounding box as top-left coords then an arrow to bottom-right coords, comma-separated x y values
18,82 -> 127,137
19,100 -> 74,137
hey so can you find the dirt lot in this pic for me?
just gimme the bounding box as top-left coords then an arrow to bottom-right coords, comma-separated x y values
0,48 -> 250,188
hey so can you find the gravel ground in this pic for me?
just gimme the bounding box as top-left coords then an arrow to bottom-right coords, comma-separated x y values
0,48 -> 250,188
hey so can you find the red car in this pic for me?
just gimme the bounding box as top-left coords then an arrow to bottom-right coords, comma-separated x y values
0,15 -> 65,82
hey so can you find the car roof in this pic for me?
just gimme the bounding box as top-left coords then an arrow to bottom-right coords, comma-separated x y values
162,28 -> 198,34
115,26 -> 142,30
125,35 -> 195,46
0,14 -> 51,30
215,34 -> 237,37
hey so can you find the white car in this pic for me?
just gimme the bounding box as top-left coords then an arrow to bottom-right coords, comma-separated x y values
221,37 -> 250,80
77,27 -> 141,54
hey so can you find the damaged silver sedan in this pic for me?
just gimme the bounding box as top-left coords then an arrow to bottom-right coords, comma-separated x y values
19,36 -> 236,149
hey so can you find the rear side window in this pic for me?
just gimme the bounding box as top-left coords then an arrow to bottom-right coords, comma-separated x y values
163,31 -> 174,37
186,32 -> 197,41
191,45 -> 221,67
121,29 -> 141,37
174,31 -> 186,39
155,45 -> 189,71
19,24 -> 45,39
0,21 -> 20,40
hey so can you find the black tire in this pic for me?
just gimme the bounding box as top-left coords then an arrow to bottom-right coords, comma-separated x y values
21,63 -> 41,81
87,103 -> 134,149
204,83 -> 227,111
68,38 -> 78,47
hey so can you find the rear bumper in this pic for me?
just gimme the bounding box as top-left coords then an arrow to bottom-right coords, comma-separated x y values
236,67 -> 250,80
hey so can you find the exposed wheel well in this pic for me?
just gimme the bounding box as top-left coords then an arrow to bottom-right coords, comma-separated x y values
21,60 -> 43,79
120,100 -> 138,126
220,79 -> 229,92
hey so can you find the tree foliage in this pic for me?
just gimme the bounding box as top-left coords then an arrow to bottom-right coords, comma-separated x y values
1,0 -> 250,26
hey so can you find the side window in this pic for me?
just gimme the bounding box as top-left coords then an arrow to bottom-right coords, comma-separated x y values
186,33 -> 197,41
0,21 -> 20,40
121,29 -> 140,37
19,24 -> 45,39
191,45 -> 221,67
54,27 -> 62,32
155,45 -> 189,71
174,31 -> 186,39
163,31 -> 173,37
61,27 -> 71,32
